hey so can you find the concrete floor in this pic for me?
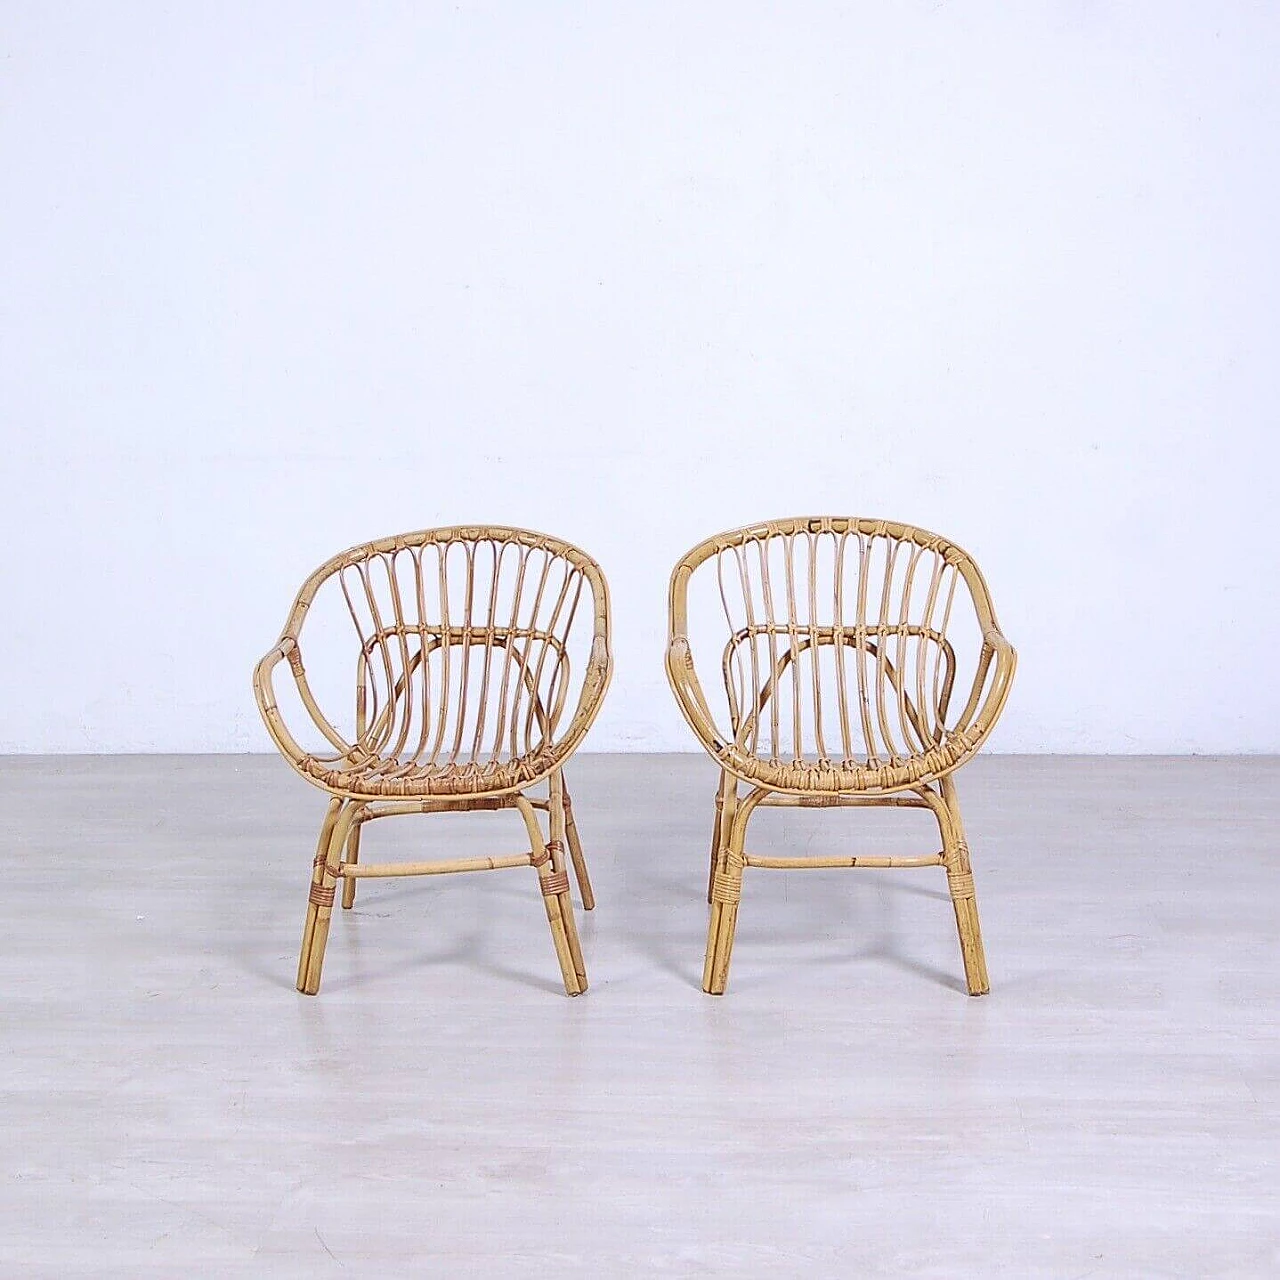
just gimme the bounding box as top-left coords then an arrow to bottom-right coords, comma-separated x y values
1,754 -> 1277,1277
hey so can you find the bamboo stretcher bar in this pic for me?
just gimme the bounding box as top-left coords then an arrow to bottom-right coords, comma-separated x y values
356,796 -> 520,822
742,852 -> 944,869
755,793 -> 929,809
340,853 -> 533,878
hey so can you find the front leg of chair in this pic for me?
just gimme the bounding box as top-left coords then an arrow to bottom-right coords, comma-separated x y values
703,790 -> 751,994
938,774 -> 990,996
707,771 -> 735,904
557,772 -> 595,911
297,798 -> 354,995
703,848 -> 744,995
515,794 -> 586,996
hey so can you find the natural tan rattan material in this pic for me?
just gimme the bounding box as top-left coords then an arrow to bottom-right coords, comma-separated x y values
254,526 -> 612,996
665,517 -> 1016,996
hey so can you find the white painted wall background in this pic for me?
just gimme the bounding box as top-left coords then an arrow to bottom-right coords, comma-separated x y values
2,2 -> 1276,754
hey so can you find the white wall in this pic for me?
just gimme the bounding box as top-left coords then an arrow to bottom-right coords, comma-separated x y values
2,2 -> 1277,754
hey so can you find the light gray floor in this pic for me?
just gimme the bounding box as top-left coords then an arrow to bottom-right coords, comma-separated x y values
2,755 -> 1277,1277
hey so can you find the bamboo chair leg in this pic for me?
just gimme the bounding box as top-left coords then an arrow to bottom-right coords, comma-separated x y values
301,802 -> 361,995
702,828 -> 746,995
707,772 -> 733,904
938,776 -> 990,996
516,795 -> 586,996
297,798 -> 347,994
559,773 -> 595,911
547,781 -> 588,986
703,870 -> 742,995
341,820 -> 362,910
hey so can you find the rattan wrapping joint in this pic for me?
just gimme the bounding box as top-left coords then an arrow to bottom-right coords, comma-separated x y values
947,870 -> 975,900
308,882 -> 336,908
540,868 -> 571,897
711,870 -> 742,904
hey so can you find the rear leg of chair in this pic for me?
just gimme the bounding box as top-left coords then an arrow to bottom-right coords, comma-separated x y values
517,794 -> 586,996
297,801 -> 359,996
341,818 -> 362,910
558,772 -> 595,911
547,788 -> 588,987
939,776 -> 990,996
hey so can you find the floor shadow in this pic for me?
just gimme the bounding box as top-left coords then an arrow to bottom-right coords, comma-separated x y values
464,956 -> 567,997
615,856 -> 972,996
875,878 -> 952,904
861,940 -> 969,994
611,863 -> 716,990
314,924 -> 568,997
224,942 -> 299,993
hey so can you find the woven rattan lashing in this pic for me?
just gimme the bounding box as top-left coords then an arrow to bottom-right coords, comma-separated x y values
665,517 -> 1016,996
254,526 -> 611,997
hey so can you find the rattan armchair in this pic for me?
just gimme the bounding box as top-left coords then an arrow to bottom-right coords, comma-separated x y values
666,517 -> 1016,995
254,526 -> 612,996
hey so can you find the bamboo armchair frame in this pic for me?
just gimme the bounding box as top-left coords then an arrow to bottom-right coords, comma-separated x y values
666,517 -> 1016,995
254,526 -> 612,996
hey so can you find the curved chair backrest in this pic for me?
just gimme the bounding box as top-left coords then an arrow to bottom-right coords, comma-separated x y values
279,526 -> 611,779
668,517 -> 1012,787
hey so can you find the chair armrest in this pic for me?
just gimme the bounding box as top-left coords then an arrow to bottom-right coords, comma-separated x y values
983,627 -> 1015,659
665,637 -> 727,753
546,632 -> 614,765
955,626 -> 1017,738
253,639 -> 310,763
253,636 -> 356,759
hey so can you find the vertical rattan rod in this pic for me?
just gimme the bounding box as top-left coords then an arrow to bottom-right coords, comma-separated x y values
513,794 -> 585,996
545,775 -> 587,983
557,771 -> 595,911
297,797 -> 342,990
706,770 -> 736,904
703,786 -> 762,994
916,778 -> 989,996
938,773 -> 989,995
341,818 -> 361,910
299,800 -> 361,995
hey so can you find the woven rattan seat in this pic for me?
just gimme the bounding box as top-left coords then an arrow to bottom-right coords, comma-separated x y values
295,747 -> 564,799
